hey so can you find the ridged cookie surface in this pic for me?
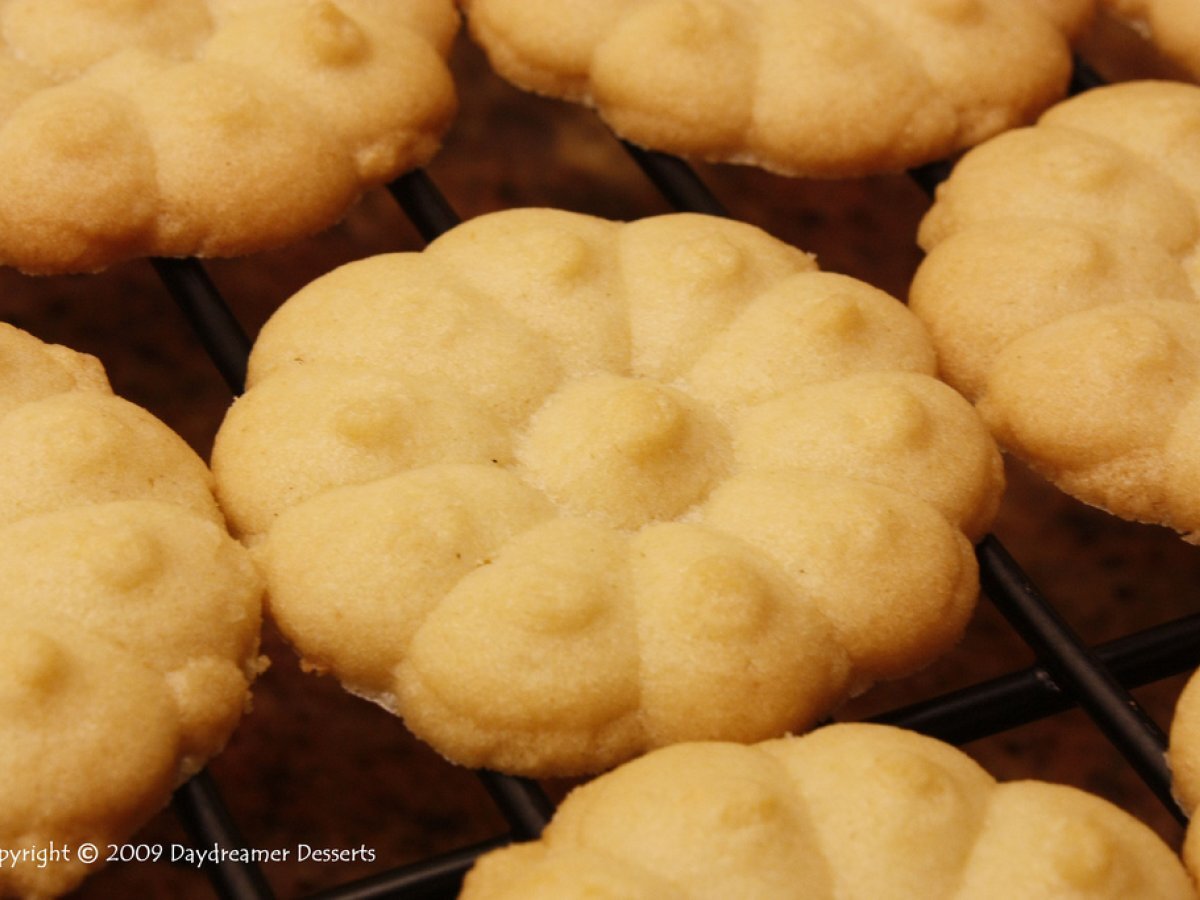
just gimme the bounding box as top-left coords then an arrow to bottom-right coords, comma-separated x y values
213,208 -> 1003,777
0,323 -> 263,898
462,723 -> 1194,900
0,0 -> 458,274
912,80 -> 1200,540
459,0 -> 1091,178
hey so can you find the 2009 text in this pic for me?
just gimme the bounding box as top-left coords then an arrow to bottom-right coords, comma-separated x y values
1,842 -> 377,869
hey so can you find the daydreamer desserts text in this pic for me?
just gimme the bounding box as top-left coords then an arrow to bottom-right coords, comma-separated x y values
0,841 -> 377,869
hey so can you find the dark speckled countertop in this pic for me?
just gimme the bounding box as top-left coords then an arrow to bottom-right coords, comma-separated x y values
3,28 -> 1199,899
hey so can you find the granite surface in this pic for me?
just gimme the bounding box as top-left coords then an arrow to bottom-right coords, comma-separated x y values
2,29 -> 1198,899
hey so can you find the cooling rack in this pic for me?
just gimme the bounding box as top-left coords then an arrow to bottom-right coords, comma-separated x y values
8,42 -> 1200,900
150,152 -> 1200,898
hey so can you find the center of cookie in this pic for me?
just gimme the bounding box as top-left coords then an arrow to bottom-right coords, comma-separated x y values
517,374 -> 730,530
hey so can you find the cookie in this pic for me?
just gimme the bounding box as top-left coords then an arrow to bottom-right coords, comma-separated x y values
911,79 -> 1200,539
0,322 -> 264,897
459,0 -> 1091,178
462,723 -> 1194,899
0,0 -> 459,274
212,208 -> 1003,777
1169,670 -> 1200,882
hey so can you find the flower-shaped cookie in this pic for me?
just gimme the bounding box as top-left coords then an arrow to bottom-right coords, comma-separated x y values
212,208 -> 1003,777
459,0 -> 1092,178
0,323 -> 263,898
0,0 -> 458,274
912,80 -> 1200,540
461,723 -> 1195,899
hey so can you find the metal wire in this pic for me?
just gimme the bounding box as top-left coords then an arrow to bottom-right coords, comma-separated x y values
978,536 -> 1185,823
304,837 -> 508,900
152,257 -> 251,394
388,170 -> 462,244
621,142 -> 730,217
475,772 -> 555,843
171,773 -> 275,900
876,613 -> 1200,746
150,73 -> 1196,890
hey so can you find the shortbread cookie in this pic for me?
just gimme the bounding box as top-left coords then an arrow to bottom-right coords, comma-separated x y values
1097,0 -> 1200,80
458,0 -> 1092,178
0,323 -> 263,898
212,208 -> 1003,777
912,80 -> 1200,540
461,722 -> 1194,899
0,0 -> 458,274
1169,670 -> 1200,881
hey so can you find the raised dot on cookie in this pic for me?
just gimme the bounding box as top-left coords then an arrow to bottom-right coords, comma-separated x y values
1049,227 -> 1105,274
522,230 -> 592,283
810,17 -> 876,65
670,233 -> 745,283
334,395 -> 411,448
659,0 -> 734,47
805,295 -> 867,341
878,751 -> 957,804
858,385 -> 932,450
210,79 -> 268,134
713,780 -> 787,831
0,632 -> 68,707
685,555 -> 773,639
83,523 -> 164,590
1050,817 -> 1115,888
1045,143 -> 1124,190
1096,313 -> 1181,376
50,414 -> 122,473
604,381 -> 688,459
915,0 -> 980,24
515,580 -> 610,636
303,1 -> 368,67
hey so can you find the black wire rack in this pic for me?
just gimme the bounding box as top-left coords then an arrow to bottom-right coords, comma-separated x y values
150,116 -> 1200,900
21,53 -> 1199,900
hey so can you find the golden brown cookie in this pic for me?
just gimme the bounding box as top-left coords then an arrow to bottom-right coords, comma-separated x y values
459,0 -> 1091,178
0,0 -> 459,274
212,208 -> 1003,777
0,322 -> 263,897
462,723 -> 1194,899
912,79 -> 1200,540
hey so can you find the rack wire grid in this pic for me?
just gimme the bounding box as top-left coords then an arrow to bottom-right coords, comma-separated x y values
6,40 -> 1200,900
